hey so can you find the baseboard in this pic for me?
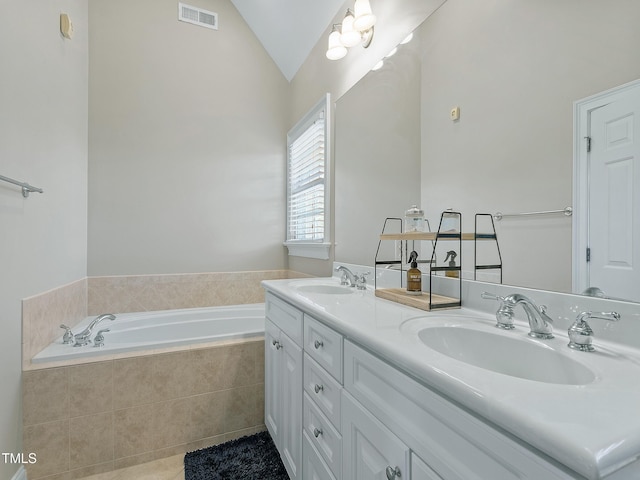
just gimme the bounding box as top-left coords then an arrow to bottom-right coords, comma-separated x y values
11,466 -> 27,480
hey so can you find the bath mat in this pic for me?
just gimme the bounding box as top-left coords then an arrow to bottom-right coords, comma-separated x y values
184,431 -> 289,480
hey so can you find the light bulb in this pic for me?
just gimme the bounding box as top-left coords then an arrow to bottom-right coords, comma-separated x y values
400,32 -> 414,45
371,60 -> 384,71
353,0 -> 376,31
340,10 -> 362,47
326,26 -> 347,60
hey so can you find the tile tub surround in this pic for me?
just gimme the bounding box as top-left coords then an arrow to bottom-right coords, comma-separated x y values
23,270 -> 310,370
22,278 -> 88,371
22,339 -> 265,480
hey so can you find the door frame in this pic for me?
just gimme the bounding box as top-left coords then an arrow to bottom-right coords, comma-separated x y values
573,78 -> 640,294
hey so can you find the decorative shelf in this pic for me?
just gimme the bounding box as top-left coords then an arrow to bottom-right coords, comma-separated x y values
374,288 -> 461,311
379,232 -> 496,241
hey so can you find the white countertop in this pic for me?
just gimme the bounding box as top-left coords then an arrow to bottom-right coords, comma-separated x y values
262,277 -> 640,480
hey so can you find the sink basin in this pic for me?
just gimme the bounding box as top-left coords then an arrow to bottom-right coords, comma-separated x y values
295,284 -> 354,295
418,326 -> 596,385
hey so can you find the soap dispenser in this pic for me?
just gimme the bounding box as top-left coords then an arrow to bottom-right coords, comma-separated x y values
444,250 -> 459,278
407,251 -> 422,295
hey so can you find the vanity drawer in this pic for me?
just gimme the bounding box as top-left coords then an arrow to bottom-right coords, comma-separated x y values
344,340 -> 574,480
265,292 -> 303,346
304,392 -> 342,480
304,314 -> 343,383
303,431 -> 337,480
412,453 -> 443,480
304,353 -> 342,431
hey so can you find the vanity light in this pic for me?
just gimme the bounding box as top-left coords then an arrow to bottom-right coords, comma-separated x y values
371,60 -> 384,71
326,24 -> 348,60
385,47 -> 398,58
353,0 -> 376,31
325,1 -> 377,60
400,32 -> 413,44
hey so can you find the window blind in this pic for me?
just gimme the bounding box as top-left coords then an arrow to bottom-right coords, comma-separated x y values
287,113 -> 326,242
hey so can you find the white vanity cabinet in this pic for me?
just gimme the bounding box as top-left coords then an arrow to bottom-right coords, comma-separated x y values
265,293 -> 303,480
264,288 -> 582,480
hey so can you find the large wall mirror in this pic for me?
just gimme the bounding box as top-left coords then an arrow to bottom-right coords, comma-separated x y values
334,0 -> 640,303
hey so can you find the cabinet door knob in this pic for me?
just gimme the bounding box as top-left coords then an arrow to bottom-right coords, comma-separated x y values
313,427 -> 323,438
272,340 -> 282,350
386,466 -> 401,479
314,340 -> 324,349
314,384 -> 324,394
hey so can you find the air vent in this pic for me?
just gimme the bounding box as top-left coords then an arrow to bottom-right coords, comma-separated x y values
178,3 -> 218,30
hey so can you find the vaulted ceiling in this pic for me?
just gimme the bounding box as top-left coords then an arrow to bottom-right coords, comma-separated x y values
230,0 -> 346,81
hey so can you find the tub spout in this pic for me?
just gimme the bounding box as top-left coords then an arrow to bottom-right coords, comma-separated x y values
74,314 -> 115,347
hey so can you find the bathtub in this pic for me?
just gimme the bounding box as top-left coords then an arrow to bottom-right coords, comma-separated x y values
32,303 -> 265,363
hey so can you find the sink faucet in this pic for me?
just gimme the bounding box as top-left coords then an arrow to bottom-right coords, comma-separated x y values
482,292 -> 554,339
335,266 -> 357,287
568,311 -> 620,351
74,314 -> 115,347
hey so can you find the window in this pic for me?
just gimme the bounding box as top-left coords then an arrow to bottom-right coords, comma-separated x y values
284,94 -> 331,259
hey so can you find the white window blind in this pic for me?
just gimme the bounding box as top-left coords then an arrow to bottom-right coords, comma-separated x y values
287,115 -> 325,241
285,94 -> 331,259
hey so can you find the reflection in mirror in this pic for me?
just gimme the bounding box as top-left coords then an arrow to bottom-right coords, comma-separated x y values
334,0 -> 640,303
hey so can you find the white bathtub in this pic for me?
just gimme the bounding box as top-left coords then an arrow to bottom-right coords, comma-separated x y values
32,303 -> 265,363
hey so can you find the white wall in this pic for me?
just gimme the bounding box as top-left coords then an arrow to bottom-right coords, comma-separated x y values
88,0 -> 291,275
0,0 -> 88,476
418,0 -> 640,292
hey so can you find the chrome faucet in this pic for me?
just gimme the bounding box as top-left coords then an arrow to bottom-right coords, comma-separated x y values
355,272 -> 370,290
482,292 -> 554,339
568,311 -> 620,351
74,314 -> 115,347
335,266 -> 357,287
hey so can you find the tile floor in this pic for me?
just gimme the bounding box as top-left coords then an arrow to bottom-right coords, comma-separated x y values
77,455 -> 184,480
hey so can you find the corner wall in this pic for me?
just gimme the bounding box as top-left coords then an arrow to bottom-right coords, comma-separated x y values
0,0 -> 88,477
88,0 -> 291,275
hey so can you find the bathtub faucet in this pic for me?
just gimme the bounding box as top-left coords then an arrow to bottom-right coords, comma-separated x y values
74,314 -> 116,347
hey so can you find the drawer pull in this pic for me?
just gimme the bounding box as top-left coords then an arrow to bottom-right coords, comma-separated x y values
386,466 -> 401,479
314,340 -> 324,349
314,384 -> 324,394
313,427 -> 323,438
272,340 -> 282,350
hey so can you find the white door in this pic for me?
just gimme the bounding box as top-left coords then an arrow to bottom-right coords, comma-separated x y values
280,331 -> 303,480
342,392 -> 408,480
264,320 -> 281,444
588,86 -> 640,301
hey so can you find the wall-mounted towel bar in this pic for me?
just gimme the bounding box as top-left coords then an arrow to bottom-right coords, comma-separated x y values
493,206 -> 572,221
0,174 -> 44,198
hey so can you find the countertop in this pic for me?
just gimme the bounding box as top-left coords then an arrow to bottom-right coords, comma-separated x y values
262,277 -> 640,480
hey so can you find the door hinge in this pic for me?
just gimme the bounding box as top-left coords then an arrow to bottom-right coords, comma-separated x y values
586,247 -> 591,262
585,136 -> 591,152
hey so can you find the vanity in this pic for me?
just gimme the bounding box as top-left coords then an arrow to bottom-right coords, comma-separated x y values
263,275 -> 640,480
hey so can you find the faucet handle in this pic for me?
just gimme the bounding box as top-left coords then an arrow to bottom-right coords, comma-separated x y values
481,292 -> 505,302
568,311 -> 620,352
356,272 -> 370,290
60,324 -> 74,344
94,329 -> 110,348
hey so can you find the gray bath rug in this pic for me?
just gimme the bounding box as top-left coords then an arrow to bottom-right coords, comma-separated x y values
184,431 -> 289,480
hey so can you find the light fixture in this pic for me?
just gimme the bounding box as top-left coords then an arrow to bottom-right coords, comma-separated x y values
326,24 -> 348,60
326,1 -> 377,60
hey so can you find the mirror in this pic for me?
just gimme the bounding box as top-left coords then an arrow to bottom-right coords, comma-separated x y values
334,0 -> 640,302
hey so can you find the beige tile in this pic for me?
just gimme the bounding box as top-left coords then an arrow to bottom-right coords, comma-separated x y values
111,454 -> 184,480
189,391 -> 226,441
152,398 -> 190,450
153,351 -> 194,400
24,419 -> 69,479
70,412 -> 114,470
224,385 -> 258,432
69,362 -> 114,417
113,356 -> 154,409
222,343 -> 257,389
67,461 -> 116,480
23,368 -> 69,426
113,405 -> 154,459
186,434 -> 225,452
188,347 -> 225,395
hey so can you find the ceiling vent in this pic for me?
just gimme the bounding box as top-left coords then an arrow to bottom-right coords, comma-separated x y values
178,3 -> 218,30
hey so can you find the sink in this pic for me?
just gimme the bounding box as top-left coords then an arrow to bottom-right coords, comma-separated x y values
418,326 -> 596,385
295,284 -> 354,295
